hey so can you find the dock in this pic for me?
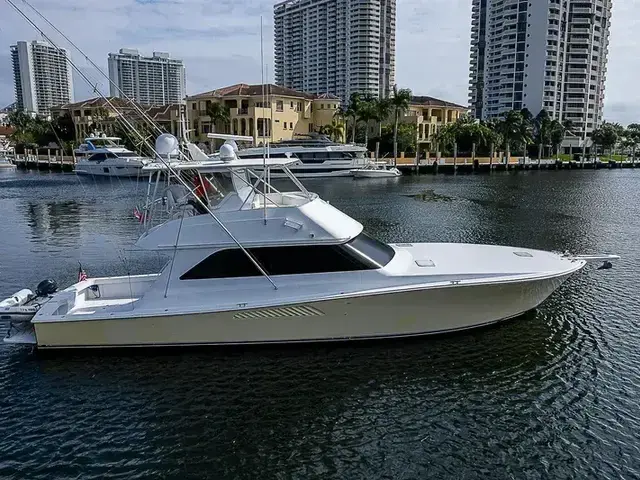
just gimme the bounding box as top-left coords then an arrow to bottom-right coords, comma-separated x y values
393,157 -> 640,174
11,153 -> 76,172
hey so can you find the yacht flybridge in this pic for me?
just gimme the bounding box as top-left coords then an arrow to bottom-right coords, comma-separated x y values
74,134 -> 152,177
2,136 -> 619,349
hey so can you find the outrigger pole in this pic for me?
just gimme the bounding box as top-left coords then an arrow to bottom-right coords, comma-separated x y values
5,0 -> 278,290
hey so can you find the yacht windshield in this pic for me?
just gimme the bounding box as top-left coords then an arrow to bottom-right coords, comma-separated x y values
344,232 -> 396,267
115,152 -> 141,158
180,170 -> 235,209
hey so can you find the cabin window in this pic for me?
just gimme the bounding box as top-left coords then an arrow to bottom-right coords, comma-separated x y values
180,233 -> 395,280
88,153 -> 107,161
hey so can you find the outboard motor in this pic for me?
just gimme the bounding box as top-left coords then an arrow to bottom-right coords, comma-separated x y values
36,279 -> 58,297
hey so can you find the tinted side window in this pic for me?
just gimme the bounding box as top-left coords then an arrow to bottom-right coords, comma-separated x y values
180,243 -> 382,280
88,153 -> 106,161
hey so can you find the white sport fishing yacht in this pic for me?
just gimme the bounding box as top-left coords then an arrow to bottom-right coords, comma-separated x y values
74,134 -> 151,177
1,136 -> 618,349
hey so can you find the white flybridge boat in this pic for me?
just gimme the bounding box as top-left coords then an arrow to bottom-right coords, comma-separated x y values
74,134 -> 152,177
1,134 -> 620,349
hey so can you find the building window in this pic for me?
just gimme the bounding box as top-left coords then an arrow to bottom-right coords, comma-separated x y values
276,100 -> 283,112
290,101 -> 294,109
290,122 -> 293,129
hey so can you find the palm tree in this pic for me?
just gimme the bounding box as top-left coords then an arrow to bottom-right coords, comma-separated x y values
625,124 -> 640,164
390,85 -> 412,166
320,121 -> 345,143
345,93 -> 362,143
534,110 -> 552,162
497,110 -> 533,165
373,97 -> 391,138
358,97 -> 378,148
433,122 -> 461,166
549,120 -> 567,161
205,102 -> 230,134
459,120 -> 493,164
484,121 -> 503,169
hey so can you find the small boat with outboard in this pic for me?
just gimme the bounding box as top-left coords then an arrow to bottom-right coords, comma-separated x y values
351,161 -> 402,178
1,134 -> 620,350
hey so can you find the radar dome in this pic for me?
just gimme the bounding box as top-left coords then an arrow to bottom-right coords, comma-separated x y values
224,139 -> 239,152
155,133 -> 179,156
219,143 -> 236,161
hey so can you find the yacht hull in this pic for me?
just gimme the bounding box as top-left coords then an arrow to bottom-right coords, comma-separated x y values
31,273 -> 571,349
75,164 -> 142,177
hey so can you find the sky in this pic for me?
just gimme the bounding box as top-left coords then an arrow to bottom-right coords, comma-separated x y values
0,0 -> 638,124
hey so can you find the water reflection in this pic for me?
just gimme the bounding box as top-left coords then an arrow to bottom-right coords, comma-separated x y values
23,201 -> 82,243
1,170 -> 640,479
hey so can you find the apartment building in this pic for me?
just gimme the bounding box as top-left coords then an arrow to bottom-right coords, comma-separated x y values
186,83 -> 341,148
11,40 -> 74,115
108,49 -> 186,106
469,0 -> 612,142
274,0 -> 396,101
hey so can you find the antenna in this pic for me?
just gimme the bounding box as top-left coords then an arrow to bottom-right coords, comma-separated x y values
260,15 -> 267,226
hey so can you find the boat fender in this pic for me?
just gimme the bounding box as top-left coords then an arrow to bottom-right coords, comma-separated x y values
36,279 -> 58,296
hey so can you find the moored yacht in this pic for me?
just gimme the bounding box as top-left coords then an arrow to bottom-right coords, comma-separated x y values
2,136 -> 619,349
234,134 -> 368,178
74,134 -> 151,177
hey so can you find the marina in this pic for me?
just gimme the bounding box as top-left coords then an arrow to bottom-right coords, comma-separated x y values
0,167 -> 638,478
0,0 -> 635,477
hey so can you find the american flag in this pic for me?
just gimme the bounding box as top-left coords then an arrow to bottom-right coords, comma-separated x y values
78,264 -> 88,282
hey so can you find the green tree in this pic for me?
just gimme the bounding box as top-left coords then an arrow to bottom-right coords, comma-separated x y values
483,119 -> 503,167
378,123 -> 416,155
591,122 -> 620,159
345,93 -> 362,143
390,85 -> 412,166
319,120 -> 344,143
534,110 -> 552,160
373,97 -> 391,138
549,119 -> 567,161
357,96 -> 379,147
625,123 -> 640,163
497,110 -> 533,163
205,102 -> 230,134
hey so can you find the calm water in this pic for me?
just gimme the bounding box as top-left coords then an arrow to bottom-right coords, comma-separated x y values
1,168 -> 639,479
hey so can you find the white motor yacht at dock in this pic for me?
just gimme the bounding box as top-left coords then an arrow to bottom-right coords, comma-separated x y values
234,133 -> 368,178
1,135 -> 619,350
74,134 -> 152,177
